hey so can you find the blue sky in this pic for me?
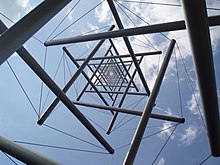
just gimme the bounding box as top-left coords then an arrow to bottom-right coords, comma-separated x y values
0,0 -> 220,164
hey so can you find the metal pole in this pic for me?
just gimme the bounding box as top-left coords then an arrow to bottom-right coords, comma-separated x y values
71,100 -> 184,123
85,90 -> 148,96
123,39 -> 176,164
44,15 -> 220,46
38,25 -> 115,125
89,60 -> 133,65
0,21 -> 114,154
75,51 -> 161,61
0,136 -> 61,165
95,85 -> 135,88
107,0 -> 151,95
182,0 -> 220,157
0,0 -> 71,65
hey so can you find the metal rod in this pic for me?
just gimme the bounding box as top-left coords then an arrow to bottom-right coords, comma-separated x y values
38,25 -> 115,125
123,39 -> 176,164
0,136 -> 61,165
75,51 -> 161,61
89,61 -> 133,65
71,100 -> 184,123
107,0 -> 151,95
95,85 -> 135,88
182,0 -> 220,157
44,15 -> 220,46
85,90 -> 148,96
0,21 -> 114,154
0,0 -> 71,65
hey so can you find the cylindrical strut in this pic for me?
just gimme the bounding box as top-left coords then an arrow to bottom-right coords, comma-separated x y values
44,15 -> 220,46
0,0 -> 71,65
182,0 -> 220,157
107,0 -> 151,95
75,51 -> 161,61
123,39 -> 176,165
71,100 -> 185,123
0,136 -> 61,165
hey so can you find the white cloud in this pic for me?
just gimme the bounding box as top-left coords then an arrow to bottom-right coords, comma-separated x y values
157,122 -> 175,140
95,1 -> 112,23
156,157 -> 166,165
210,27 -> 220,53
186,84 -> 203,117
66,10 -> 75,22
218,89 -> 220,99
179,126 -> 198,146
16,0 -> 30,9
0,0 -> 33,26
87,23 -> 100,33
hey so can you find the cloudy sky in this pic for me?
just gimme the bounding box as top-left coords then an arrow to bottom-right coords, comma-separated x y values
0,0 -> 220,164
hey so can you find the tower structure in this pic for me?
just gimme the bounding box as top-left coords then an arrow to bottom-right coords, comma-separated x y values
0,0 -> 219,164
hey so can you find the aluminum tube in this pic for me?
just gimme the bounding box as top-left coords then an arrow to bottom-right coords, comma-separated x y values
95,85 -> 135,88
71,100 -> 184,123
123,39 -> 176,164
88,61 -> 133,65
0,0 -> 71,65
44,15 -> 220,46
75,51 -> 161,61
0,136 -> 61,165
85,90 -> 148,96
107,0 -> 151,95
182,0 -> 220,156
0,21 -> 114,154
38,25 -> 115,125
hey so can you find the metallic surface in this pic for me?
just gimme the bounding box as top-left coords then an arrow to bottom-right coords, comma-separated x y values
44,15 -> 220,46
0,0 -> 71,65
0,136 -> 61,165
182,0 -> 220,157
123,39 -> 176,164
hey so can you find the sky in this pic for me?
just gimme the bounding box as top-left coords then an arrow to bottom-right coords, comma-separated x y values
0,0 -> 220,164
